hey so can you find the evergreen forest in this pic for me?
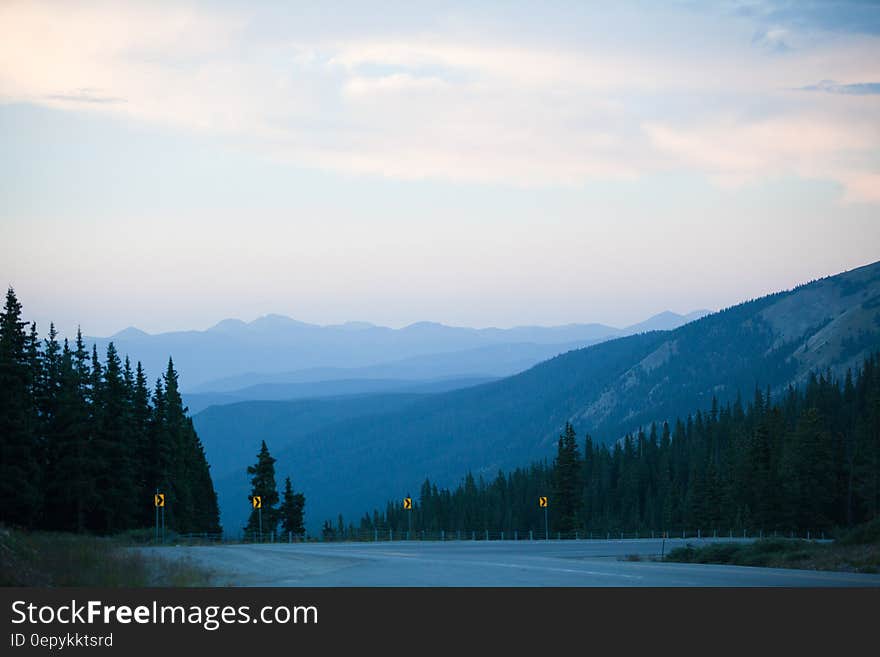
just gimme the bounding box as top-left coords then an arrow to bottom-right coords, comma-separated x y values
0,288 -> 221,535
350,356 -> 880,538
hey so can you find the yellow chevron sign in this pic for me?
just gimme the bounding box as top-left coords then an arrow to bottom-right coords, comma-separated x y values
538,496 -> 548,508
251,496 -> 262,509
154,493 -> 165,508
403,497 -> 412,510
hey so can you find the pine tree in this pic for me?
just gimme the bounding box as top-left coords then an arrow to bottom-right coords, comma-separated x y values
164,359 -> 192,530
148,376 -> 169,514
279,476 -> 306,537
0,288 -> 40,526
89,342 -> 137,533
44,337 -> 95,532
185,420 -> 222,534
131,361 -> 153,526
245,440 -> 280,538
40,323 -> 62,439
552,422 -> 582,533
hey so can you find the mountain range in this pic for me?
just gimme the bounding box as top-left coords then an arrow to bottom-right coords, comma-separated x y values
191,260 -> 880,534
88,310 -> 709,391
183,376 -> 497,415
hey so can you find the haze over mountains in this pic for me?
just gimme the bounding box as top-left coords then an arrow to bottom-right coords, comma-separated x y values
183,377 -> 497,416
191,261 -> 880,534
88,309 -> 709,392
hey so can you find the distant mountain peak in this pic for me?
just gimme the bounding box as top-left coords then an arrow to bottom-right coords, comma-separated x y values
648,310 -> 682,321
111,326 -> 149,339
210,315 -> 318,333
624,309 -> 710,334
209,318 -> 248,332
250,314 -> 315,329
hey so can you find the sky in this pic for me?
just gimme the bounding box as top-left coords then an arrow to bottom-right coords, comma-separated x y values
2,0 -> 879,337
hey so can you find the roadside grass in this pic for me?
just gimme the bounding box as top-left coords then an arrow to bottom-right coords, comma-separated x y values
0,527 -> 215,587
663,520 -> 880,574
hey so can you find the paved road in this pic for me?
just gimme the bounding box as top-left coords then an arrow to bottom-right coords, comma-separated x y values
146,539 -> 880,587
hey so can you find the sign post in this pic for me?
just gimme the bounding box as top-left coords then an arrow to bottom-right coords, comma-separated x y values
154,491 -> 165,544
252,496 -> 263,542
403,497 -> 412,540
539,496 -> 549,540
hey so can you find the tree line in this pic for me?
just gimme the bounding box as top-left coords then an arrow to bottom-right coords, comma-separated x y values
346,354 -> 880,537
0,288 -> 221,535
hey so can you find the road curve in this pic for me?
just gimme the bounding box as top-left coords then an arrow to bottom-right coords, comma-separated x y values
144,539 -> 880,587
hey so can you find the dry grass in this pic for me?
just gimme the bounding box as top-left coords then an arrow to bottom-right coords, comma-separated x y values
0,527 -> 215,587
664,521 -> 880,574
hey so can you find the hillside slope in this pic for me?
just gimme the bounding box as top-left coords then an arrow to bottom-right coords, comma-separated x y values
198,261 -> 880,533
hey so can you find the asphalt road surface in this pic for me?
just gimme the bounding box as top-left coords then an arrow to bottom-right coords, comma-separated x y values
146,539 -> 880,587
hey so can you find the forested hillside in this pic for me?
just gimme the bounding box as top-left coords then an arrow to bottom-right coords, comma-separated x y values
355,354 -> 880,537
0,289 -> 220,535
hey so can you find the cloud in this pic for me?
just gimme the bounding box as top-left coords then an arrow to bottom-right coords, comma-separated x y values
644,114 -> 880,202
1,1 -> 879,200
44,88 -> 126,104
342,73 -> 451,99
731,0 -> 880,36
798,79 -> 880,94
752,27 -> 793,53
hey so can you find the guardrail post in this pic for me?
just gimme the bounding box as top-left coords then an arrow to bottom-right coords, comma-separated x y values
515,530 -> 518,541
485,529 -> 489,541
530,530 -> 533,541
